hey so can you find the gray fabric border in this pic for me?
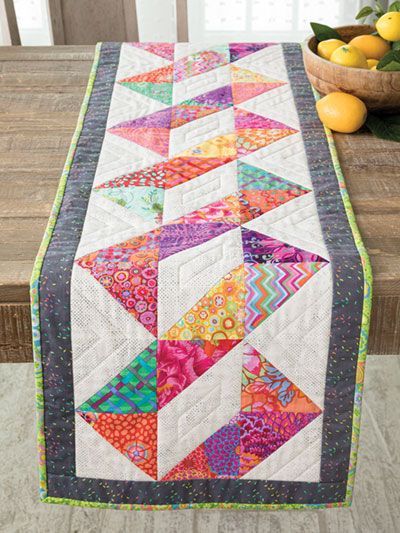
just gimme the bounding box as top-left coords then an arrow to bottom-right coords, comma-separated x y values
39,42 -> 364,506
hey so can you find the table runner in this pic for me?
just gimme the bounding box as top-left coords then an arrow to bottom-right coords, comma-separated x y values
31,42 -> 372,510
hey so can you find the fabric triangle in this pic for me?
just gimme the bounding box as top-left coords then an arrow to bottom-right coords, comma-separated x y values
118,81 -> 173,105
78,412 -> 157,479
241,228 -> 328,263
94,185 -> 164,223
229,42 -> 276,62
174,45 -> 230,82
162,444 -> 214,480
231,65 -> 282,84
238,189 -> 308,223
159,222 -> 237,260
244,261 -> 327,334
241,344 -> 322,414
77,341 -> 157,414
110,107 -> 172,130
232,82 -> 284,105
236,126 -> 297,157
76,228 -> 160,262
108,125 -> 170,156
237,410 -> 319,477
157,339 -> 241,409
237,161 -> 308,191
129,42 -> 175,61
161,264 -> 245,341
179,133 -> 237,159
120,64 -> 173,83
190,84 -> 233,107
234,107 -> 293,130
162,422 -> 241,480
169,194 -> 242,225
76,236 -> 159,336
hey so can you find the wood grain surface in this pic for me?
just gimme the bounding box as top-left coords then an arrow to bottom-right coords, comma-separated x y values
0,46 -> 399,360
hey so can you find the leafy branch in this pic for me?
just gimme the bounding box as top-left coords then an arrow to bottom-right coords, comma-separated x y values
356,0 -> 400,22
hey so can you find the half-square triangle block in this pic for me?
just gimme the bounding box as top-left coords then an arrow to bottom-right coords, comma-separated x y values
78,411 -> 157,479
77,341 -> 157,414
162,343 -> 321,480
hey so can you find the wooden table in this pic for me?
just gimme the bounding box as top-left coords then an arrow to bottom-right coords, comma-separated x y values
0,46 -> 399,361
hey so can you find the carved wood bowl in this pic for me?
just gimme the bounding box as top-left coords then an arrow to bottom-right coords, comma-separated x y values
303,24 -> 400,111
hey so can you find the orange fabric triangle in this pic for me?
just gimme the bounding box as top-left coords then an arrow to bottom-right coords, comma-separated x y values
81,412 -> 158,479
162,444 -> 215,481
236,127 -> 297,156
120,64 -> 173,83
110,126 -> 170,157
232,81 -> 284,104
239,189 -> 307,223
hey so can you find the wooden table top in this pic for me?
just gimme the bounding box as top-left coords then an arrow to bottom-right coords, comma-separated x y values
0,45 -> 399,358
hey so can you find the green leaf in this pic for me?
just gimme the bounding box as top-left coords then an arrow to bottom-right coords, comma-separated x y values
389,1 -> 400,11
365,114 -> 400,141
393,41 -> 400,50
310,22 -> 342,42
377,49 -> 400,70
382,114 -> 400,125
356,6 -> 374,19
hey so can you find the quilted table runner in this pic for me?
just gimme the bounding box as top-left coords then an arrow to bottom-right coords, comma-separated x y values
31,42 -> 372,510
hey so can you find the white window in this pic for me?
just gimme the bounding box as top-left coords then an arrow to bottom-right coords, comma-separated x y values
188,0 -> 375,43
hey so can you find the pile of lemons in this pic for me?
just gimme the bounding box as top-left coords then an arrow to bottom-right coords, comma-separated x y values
317,12 -> 400,70
315,12 -> 400,134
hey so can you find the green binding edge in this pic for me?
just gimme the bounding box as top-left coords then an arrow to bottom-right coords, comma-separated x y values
30,46 -> 372,510
30,42 -> 103,503
315,91 -> 373,507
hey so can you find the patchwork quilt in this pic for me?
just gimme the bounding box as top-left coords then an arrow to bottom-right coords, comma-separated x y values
31,42 -> 372,510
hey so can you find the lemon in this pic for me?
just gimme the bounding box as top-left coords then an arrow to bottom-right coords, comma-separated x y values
376,12 -> 400,41
330,44 -> 368,69
371,65 -> 377,70
367,58 -> 379,69
317,39 -> 346,60
348,34 -> 390,60
316,92 -> 367,133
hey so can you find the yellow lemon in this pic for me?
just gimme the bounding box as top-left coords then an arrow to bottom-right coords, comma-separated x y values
317,39 -> 346,60
330,45 -> 368,68
376,12 -> 400,41
316,92 -> 367,133
367,58 -> 379,69
349,34 -> 390,60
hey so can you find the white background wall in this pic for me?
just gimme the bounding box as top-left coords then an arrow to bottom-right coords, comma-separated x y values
1,0 -> 377,45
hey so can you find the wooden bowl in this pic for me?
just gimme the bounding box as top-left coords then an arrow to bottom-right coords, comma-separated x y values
303,24 -> 400,111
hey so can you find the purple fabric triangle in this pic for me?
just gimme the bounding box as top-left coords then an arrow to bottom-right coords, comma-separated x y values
229,43 -> 276,62
241,228 -> 328,263
159,223 -> 236,260
234,108 -> 292,130
191,85 -> 233,107
110,107 -> 172,131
